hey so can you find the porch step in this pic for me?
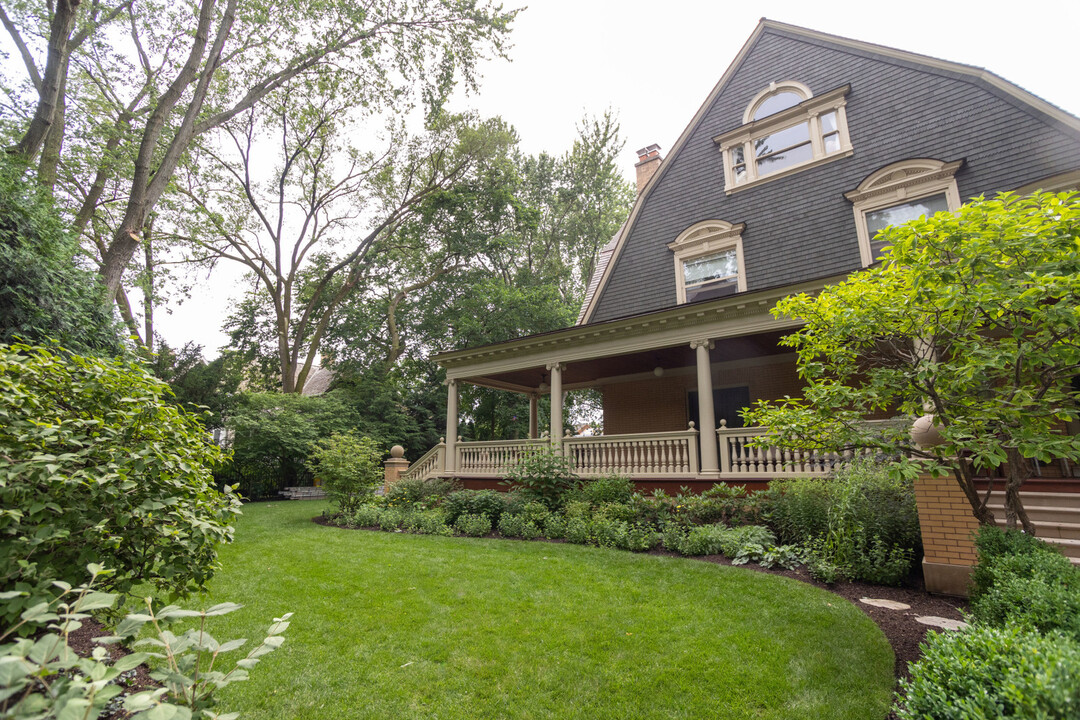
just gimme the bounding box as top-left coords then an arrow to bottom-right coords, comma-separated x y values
279,486 -> 327,500
987,491 -> 1080,560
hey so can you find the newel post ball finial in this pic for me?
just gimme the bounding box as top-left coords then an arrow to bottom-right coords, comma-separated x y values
911,414 -> 945,449
390,445 -> 405,458
688,421 -> 696,430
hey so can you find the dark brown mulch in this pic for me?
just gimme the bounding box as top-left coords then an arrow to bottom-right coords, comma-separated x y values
315,515 -> 968,685
65,618 -> 158,720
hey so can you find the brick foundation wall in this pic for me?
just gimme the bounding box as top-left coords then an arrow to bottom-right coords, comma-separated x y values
914,473 -> 979,596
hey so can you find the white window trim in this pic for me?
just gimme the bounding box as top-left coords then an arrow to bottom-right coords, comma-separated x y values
845,158 -> 963,267
667,220 -> 747,305
714,84 -> 854,195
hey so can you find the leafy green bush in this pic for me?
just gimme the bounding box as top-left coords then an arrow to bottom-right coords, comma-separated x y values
589,517 -> 629,549
349,504 -> 383,528
661,523 -> 687,552
766,462 -> 919,584
0,564 -> 289,720
970,527 -> 1080,639
676,524 -> 728,556
569,474 -> 634,505
565,517 -> 590,544
593,502 -> 638,523
896,624 -> 1080,720
503,447 -> 578,508
543,514 -> 567,539
0,343 -> 241,626
519,501 -> 552,526
496,513 -> 541,539
442,489 -> 506,524
378,510 -> 404,532
454,513 -> 492,537
309,432 -> 383,514
717,525 -> 776,558
563,500 -> 591,520
622,524 -> 660,552
384,475 -> 459,508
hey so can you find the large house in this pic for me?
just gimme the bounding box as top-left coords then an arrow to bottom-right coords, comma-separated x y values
403,19 -> 1080,491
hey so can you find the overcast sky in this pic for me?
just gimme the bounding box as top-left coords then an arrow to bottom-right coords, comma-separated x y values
147,0 -> 1080,355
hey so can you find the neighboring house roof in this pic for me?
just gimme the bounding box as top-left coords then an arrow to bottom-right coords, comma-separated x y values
577,18 -> 1080,325
299,366 -> 334,396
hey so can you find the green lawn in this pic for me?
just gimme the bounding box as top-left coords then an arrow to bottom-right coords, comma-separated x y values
197,501 -> 895,719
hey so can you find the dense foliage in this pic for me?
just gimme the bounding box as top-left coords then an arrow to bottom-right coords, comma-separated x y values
766,462 -> 920,585
502,448 -> 579,509
0,343 -> 241,626
0,157 -> 121,355
747,192 -> 1080,531
897,624 -> 1080,720
0,564 -> 289,720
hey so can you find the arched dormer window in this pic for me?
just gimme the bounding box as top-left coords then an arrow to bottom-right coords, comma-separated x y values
715,82 -> 853,193
667,220 -> 747,304
844,158 -> 963,266
743,81 -> 812,123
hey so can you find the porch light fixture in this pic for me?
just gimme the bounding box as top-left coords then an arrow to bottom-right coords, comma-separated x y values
653,366 -> 664,377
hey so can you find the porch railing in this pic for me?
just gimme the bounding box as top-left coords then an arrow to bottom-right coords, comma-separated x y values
717,419 -> 900,477
457,438 -> 548,476
400,441 -> 445,482
565,429 -> 699,476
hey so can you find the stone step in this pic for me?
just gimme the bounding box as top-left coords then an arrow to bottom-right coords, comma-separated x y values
988,503 -> 1080,525
987,491 -> 1080,510
279,486 -> 327,500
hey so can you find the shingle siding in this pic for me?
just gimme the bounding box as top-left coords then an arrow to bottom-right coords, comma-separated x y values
589,29 -> 1080,324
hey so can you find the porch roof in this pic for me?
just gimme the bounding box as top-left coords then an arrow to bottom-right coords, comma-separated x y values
436,273 -> 847,391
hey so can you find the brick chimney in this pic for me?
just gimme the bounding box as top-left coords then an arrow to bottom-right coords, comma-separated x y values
635,144 -> 662,194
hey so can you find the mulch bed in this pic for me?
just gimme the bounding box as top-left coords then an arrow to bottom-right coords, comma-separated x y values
62,618 -> 159,720
315,515 -> 968,684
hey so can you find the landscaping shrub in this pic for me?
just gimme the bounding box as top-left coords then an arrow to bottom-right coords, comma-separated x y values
378,510 -> 404,532
454,513 -> 492,537
384,475 -> 458,508
565,517 -> 590,544
896,624 -> 1080,720
589,516 -> 629,549
442,489 -> 507,524
593,501 -> 637,523
406,509 -> 452,536
0,343 -> 240,627
543,514 -> 567,539
622,524 -> 661,552
497,513 -> 542,539
717,525 -> 776,558
569,474 -> 634,505
563,500 -> 591,520
661,523 -> 687,552
519,501 -> 552,526
350,504 -> 383,528
308,431 -> 382,514
503,447 -> 578,508
675,524 -> 728,556
766,462 -> 919,585
970,527 -> 1080,639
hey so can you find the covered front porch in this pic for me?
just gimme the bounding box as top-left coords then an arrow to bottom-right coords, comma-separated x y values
402,279 -> 885,490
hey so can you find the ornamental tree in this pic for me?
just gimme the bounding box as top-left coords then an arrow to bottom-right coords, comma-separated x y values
746,192 -> 1080,533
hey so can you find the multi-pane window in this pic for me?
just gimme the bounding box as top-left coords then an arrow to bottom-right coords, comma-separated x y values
667,220 -> 747,305
683,248 -> 740,302
864,193 -> 950,260
845,159 -> 963,267
716,84 -> 853,193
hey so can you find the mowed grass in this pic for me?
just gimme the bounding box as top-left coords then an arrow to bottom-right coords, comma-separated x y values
198,501 -> 894,719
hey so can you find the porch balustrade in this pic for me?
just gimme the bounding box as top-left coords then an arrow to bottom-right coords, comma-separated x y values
565,429 -> 699,477
717,419 -> 900,477
400,420 -> 901,483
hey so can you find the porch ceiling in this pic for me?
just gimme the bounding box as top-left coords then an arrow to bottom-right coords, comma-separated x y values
463,330 -> 791,392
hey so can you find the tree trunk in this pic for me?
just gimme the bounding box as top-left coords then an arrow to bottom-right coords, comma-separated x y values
37,56 -> 69,189
1003,447 -> 1036,534
953,460 -> 997,526
13,0 -> 79,161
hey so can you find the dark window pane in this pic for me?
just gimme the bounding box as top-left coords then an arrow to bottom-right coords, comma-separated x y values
866,193 -> 951,260
686,277 -> 738,302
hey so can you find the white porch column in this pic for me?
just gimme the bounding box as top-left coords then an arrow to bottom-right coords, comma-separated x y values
692,339 -> 719,474
528,393 -> 539,439
444,379 -> 458,472
547,362 -> 564,451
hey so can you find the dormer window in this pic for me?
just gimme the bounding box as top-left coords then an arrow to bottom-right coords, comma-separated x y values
845,158 -> 963,266
715,82 -> 853,193
668,220 -> 747,304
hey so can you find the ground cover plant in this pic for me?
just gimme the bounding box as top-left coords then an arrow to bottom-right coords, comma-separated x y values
203,501 -> 894,719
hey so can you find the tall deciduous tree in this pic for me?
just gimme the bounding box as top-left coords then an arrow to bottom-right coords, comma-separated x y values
746,192 -> 1080,533
1,0 -> 516,342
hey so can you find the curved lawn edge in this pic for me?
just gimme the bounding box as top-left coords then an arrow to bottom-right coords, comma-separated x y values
206,501 -> 896,719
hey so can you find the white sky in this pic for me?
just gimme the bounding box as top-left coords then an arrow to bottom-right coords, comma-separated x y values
145,0 -> 1080,355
